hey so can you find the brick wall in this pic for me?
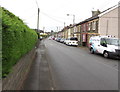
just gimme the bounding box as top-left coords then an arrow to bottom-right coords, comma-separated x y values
2,40 -> 40,90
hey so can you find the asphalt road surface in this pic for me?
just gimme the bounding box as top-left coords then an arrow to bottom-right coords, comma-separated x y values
44,39 -> 118,90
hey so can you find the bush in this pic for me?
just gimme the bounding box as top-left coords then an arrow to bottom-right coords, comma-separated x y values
2,7 -> 38,78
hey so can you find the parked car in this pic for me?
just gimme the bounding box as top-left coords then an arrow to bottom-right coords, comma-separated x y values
65,37 -> 78,46
56,38 -> 61,42
89,36 -> 120,58
55,37 -> 57,41
63,38 -> 67,43
48,36 -> 52,40
52,37 -> 55,40
39,37 -> 43,40
60,38 -> 65,43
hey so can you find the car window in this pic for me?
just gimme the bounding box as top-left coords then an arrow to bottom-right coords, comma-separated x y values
105,38 -> 120,46
70,38 -> 78,41
100,38 -> 107,45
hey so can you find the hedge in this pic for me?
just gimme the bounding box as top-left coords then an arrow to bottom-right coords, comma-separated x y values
0,7 -> 2,78
2,7 -> 38,78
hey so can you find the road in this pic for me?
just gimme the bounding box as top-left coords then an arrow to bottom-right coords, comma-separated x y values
44,39 -> 118,90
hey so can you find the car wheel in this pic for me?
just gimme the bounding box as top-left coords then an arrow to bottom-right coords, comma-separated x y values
103,51 -> 109,58
90,48 -> 94,54
68,43 -> 70,46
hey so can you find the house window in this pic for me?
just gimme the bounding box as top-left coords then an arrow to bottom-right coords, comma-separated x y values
84,24 -> 86,32
74,26 -> 77,32
86,23 -> 89,31
91,22 -> 92,30
88,23 -> 91,31
77,26 -> 80,32
96,21 -> 98,31
81,25 -> 84,32
92,21 -> 96,30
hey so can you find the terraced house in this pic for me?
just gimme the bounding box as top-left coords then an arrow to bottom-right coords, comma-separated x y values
98,5 -> 119,38
56,5 -> 119,47
81,15 -> 99,46
72,10 -> 100,46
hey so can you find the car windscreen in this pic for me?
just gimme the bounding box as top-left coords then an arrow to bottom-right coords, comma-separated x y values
70,38 -> 78,41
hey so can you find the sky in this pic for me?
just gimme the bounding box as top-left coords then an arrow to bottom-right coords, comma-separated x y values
0,0 -> 120,32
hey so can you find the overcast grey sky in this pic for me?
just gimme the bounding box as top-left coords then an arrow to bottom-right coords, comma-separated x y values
0,0 -> 120,32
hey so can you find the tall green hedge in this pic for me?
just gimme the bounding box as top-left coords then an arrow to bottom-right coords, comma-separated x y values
2,7 -> 38,77
0,7 -> 2,78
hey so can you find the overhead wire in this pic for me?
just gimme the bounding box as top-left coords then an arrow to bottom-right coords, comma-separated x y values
40,12 -> 64,24
33,0 -> 69,25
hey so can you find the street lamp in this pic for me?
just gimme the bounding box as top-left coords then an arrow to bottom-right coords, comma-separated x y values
67,14 -> 75,25
67,14 -> 76,37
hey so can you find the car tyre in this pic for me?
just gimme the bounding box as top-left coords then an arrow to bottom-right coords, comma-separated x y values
67,43 -> 70,46
90,48 -> 94,54
103,51 -> 109,58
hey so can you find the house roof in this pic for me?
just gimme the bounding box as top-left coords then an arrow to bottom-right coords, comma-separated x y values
75,4 -> 118,26
58,4 -> 118,34
76,15 -> 99,26
98,4 -> 118,17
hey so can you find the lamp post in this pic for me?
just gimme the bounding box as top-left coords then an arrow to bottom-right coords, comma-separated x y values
67,14 -> 75,25
67,14 -> 76,37
37,8 -> 40,33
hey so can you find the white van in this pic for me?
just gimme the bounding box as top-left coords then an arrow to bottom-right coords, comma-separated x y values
89,36 -> 120,58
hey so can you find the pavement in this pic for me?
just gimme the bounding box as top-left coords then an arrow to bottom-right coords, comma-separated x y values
22,40 -> 54,90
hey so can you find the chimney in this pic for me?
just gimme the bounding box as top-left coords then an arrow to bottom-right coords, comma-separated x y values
92,9 -> 101,16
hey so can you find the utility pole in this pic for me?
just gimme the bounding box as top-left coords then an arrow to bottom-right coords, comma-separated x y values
57,27 -> 58,32
67,14 -> 75,25
64,22 -> 65,28
43,27 -> 45,33
37,8 -> 40,33
73,15 -> 75,25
